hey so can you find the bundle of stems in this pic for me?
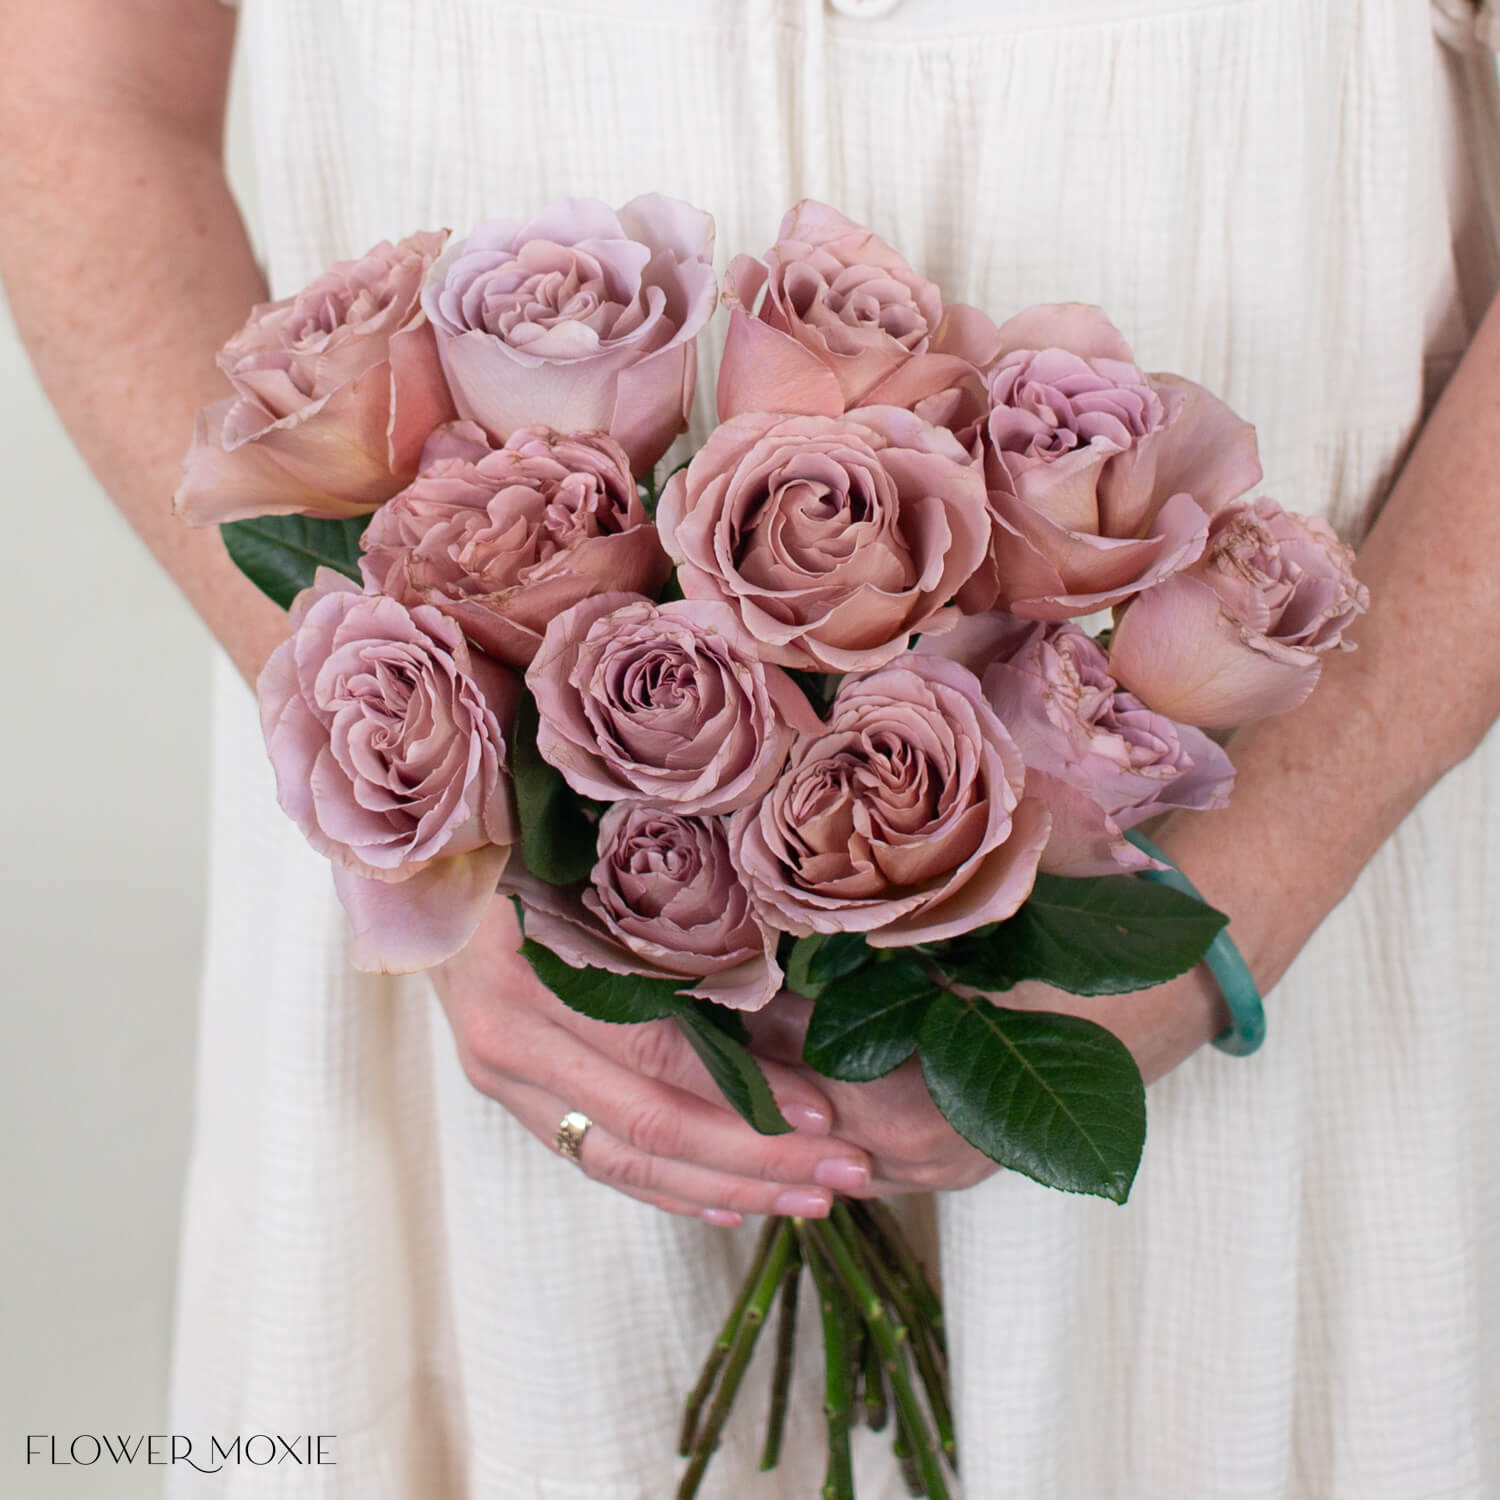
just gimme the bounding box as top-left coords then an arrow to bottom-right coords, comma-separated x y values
676,1199 -> 955,1500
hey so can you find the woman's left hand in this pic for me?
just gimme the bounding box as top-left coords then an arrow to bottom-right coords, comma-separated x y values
746,969 -> 1230,1196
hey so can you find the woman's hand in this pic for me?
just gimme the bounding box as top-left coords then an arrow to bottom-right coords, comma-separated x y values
746,965 -> 1232,1196
431,896 -> 875,1226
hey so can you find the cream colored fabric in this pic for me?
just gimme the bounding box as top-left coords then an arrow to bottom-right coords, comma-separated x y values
169,2 -> 1500,1495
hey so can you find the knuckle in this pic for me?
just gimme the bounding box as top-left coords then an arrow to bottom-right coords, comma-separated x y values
620,1100 -> 686,1160
622,1022 -> 683,1080
591,1138 -> 657,1194
458,1015 -> 514,1081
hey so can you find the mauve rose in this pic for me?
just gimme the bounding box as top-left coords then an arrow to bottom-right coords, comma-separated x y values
177,231 -> 455,524
505,810 -> 782,1011
421,195 -> 716,475
730,654 -> 1050,945
959,303 -> 1263,619
527,592 -> 822,815
258,569 -> 519,973
717,201 -> 946,420
656,406 -> 990,673
1109,496 -> 1369,728
979,621 -> 1235,877
359,422 -> 669,668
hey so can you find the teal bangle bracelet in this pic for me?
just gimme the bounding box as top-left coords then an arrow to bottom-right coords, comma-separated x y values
1123,831 -> 1266,1057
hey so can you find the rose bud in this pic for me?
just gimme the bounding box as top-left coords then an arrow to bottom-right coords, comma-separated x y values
527,593 -> 822,816
258,569 -> 519,973
731,654 -> 1051,946
1108,496 -> 1369,728
359,422 -> 669,669
421,195 -> 717,475
504,810 -> 782,1011
959,303 -> 1264,619
176,230 -> 455,524
656,407 -> 990,673
717,200 -> 945,420
978,621 -> 1234,877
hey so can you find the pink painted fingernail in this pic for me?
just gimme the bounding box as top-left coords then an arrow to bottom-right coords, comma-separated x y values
781,1103 -> 831,1133
814,1158 -> 869,1193
700,1209 -> 744,1229
773,1188 -> 831,1217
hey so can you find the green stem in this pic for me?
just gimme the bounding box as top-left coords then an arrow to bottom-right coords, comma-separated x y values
679,1216 -> 778,1457
860,1322 -> 888,1432
798,1223 -> 855,1500
676,1220 -> 794,1500
851,1200 -> 947,1356
804,1218 -> 951,1500
835,1203 -> 954,1464
891,1403 -> 926,1497
758,1237 -> 803,1472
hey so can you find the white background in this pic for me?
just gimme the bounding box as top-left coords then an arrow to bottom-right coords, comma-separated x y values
0,42 -> 261,1500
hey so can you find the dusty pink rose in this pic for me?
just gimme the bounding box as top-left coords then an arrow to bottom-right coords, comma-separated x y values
656,406 -> 990,672
359,422 -> 669,668
258,569 -> 519,973
731,654 -> 1050,945
959,304 -> 1263,619
717,201 -> 946,420
177,231 -> 455,524
421,195 -> 716,475
979,621 -> 1235,876
1109,496 -> 1368,728
505,811 -> 781,1011
527,592 -> 821,815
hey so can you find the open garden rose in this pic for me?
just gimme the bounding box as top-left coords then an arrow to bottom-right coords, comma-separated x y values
176,230 -> 454,524
258,568 -> 519,972
527,592 -> 821,815
1108,496 -> 1369,727
958,303 -> 1264,618
717,201 -> 946,420
656,406 -> 989,672
980,621 -> 1235,876
504,811 -> 781,1010
421,195 -> 717,475
731,653 -> 1050,944
359,422 -> 669,668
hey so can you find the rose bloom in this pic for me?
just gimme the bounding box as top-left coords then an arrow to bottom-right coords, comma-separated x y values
716,200 -> 945,418
421,195 -> 717,474
258,569 -> 519,973
979,621 -> 1235,876
731,653 -> 1050,945
527,592 -> 821,815
177,230 -> 455,524
1109,495 -> 1369,727
656,406 -> 990,672
505,809 -> 781,1011
957,303 -> 1264,619
359,422 -> 669,668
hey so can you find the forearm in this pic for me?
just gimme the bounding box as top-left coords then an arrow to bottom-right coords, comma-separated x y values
0,58 -> 283,683
1159,291 -> 1500,996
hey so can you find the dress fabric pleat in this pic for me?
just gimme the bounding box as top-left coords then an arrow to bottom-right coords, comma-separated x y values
170,3 -> 1500,1495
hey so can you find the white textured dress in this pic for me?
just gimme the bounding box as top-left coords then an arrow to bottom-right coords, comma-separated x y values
172,2 -> 1500,1496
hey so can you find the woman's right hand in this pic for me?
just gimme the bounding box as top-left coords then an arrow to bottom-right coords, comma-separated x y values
431,896 -> 873,1227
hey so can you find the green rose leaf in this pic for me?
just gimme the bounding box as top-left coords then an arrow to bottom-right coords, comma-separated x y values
518,934 -> 791,1136
220,514 -> 366,610
918,988 -> 1146,1202
518,938 -> 687,1024
784,931 -> 875,1000
938,873 -> 1228,997
802,956 -> 939,1081
510,692 -> 599,887
674,1002 -> 793,1136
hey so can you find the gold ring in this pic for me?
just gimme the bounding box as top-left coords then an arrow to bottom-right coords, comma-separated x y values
555,1110 -> 593,1165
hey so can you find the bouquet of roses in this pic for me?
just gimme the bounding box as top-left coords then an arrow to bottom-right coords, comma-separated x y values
177,195 -> 1366,1499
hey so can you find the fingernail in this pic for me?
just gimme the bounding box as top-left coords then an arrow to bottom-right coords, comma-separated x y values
773,1188 -> 831,1217
781,1103 -> 831,1133
813,1157 -> 869,1193
700,1208 -> 743,1229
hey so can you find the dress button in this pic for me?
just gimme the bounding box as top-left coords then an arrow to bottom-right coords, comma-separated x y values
829,0 -> 904,17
